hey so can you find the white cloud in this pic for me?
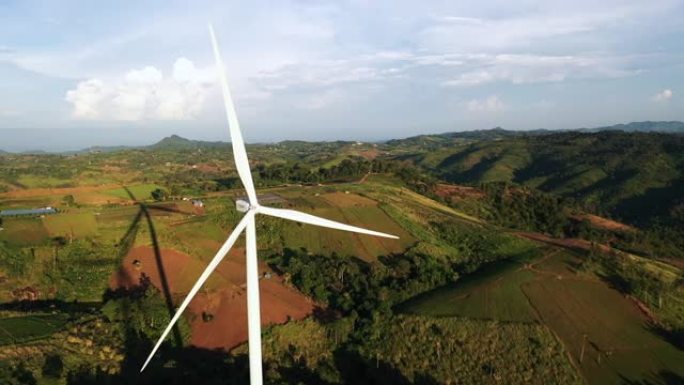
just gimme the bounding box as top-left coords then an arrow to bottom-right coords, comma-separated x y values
65,79 -> 109,119
420,1 -> 675,53
442,54 -> 633,87
467,96 -> 505,112
65,58 -> 215,121
254,57 -> 396,91
124,66 -> 162,84
653,89 -> 673,102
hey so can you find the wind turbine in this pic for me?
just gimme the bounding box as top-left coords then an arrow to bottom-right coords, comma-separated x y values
140,25 -> 398,385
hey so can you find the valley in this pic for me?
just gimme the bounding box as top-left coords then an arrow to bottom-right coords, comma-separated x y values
0,126 -> 682,384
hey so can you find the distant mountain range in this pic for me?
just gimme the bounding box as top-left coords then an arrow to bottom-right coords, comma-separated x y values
387,121 -> 684,149
0,121 -> 682,154
580,121 -> 684,133
44,135 -> 230,154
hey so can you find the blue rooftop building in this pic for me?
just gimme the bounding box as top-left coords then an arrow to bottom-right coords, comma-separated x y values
0,207 -> 57,217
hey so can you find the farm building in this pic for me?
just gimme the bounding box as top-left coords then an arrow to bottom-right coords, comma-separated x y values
0,207 -> 57,217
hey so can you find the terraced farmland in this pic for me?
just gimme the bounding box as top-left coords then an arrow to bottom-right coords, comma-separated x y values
400,248 -> 684,384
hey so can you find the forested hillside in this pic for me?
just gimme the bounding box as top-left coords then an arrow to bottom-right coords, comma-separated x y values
397,131 -> 684,228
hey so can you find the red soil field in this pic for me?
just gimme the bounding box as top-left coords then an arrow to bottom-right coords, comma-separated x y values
110,246 -> 315,350
434,183 -> 485,200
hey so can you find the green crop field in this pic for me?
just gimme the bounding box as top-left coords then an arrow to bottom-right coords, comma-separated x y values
0,217 -> 50,246
0,314 -> 70,345
42,213 -> 98,238
16,175 -> 75,188
279,195 -> 415,261
523,279 -> 684,384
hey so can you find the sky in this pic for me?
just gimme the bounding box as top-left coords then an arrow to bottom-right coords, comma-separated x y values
1,0 -> 683,151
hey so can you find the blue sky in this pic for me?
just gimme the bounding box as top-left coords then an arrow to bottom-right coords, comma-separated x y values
1,0 -> 683,151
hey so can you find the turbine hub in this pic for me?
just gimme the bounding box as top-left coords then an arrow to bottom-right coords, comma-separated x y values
236,199 -> 250,213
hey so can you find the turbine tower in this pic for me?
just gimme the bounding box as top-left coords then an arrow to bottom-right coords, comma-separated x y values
140,25 -> 398,385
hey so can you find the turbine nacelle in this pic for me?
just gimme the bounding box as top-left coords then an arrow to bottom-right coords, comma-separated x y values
236,199 -> 251,213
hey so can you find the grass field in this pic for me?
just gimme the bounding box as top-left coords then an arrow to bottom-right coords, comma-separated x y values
42,212 -> 98,238
0,217 -> 50,246
0,314 -> 70,345
95,205 -> 140,224
399,259 -> 538,322
103,184 -> 163,201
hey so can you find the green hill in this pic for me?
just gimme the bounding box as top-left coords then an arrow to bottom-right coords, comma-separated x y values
400,131 -> 684,226
148,134 -> 230,151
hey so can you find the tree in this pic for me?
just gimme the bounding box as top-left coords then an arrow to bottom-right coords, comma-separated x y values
150,188 -> 168,202
0,362 -> 37,385
42,354 -> 64,379
102,276 -> 191,343
62,195 -> 75,207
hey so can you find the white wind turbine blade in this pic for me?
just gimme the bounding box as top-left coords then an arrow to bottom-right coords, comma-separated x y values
245,214 -> 263,385
140,213 -> 252,372
209,24 -> 258,205
258,206 -> 399,239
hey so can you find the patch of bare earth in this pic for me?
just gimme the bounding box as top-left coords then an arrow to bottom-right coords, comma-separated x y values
109,246 -> 314,351
358,149 -> 379,160
194,163 -> 221,173
571,214 -> 636,232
